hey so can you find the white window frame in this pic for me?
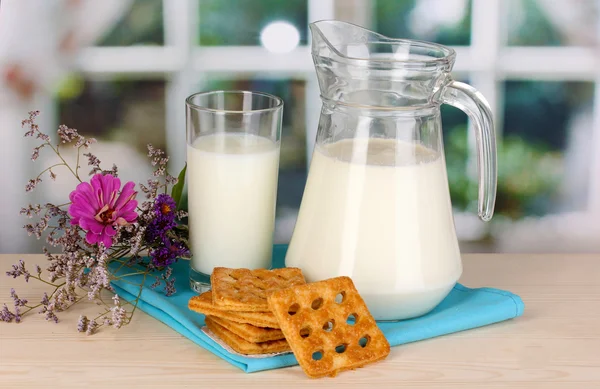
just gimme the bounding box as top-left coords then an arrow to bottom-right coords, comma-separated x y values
74,0 -> 600,215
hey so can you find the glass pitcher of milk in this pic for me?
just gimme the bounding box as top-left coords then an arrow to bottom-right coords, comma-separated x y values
286,20 -> 497,321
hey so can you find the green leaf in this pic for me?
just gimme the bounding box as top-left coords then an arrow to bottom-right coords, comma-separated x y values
171,163 -> 187,210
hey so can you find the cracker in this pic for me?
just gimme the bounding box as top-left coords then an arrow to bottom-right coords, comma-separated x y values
211,267 -> 306,312
188,291 -> 280,329
205,317 -> 291,355
206,315 -> 285,343
267,276 -> 390,378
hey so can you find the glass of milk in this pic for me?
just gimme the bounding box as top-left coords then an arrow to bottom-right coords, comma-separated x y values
186,91 -> 283,292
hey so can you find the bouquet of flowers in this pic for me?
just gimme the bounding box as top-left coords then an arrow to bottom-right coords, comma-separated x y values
1,111 -> 190,334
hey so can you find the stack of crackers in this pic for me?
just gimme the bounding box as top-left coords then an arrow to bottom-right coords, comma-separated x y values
188,267 -> 304,355
188,267 -> 390,378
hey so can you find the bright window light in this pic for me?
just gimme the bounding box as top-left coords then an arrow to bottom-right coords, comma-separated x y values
260,21 -> 300,53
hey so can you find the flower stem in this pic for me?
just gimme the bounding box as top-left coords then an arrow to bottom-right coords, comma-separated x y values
127,271 -> 148,321
92,309 -> 111,322
112,271 -> 146,278
29,275 -> 64,288
46,142 -> 82,183
36,163 -> 66,180
75,146 -> 81,178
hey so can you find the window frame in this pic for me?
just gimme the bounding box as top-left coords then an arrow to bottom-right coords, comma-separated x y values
74,0 -> 600,215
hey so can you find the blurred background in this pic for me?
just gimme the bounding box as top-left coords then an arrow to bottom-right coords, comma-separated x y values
0,0 -> 599,254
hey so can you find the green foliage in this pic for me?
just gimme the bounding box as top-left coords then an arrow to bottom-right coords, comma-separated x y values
506,0 -> 562,46
445,125 -> 477,212
445,128 -> 563,218
56,74 -> 85,101
198,0 -> 307,45
171,163 -> 187,211
97,0 -> 164,46
375,0 -> 471,45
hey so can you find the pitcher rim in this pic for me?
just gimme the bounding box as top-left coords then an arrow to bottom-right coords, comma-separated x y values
310,20 -> 456,67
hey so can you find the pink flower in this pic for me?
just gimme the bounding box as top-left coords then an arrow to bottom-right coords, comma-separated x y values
69,174 -> 138,248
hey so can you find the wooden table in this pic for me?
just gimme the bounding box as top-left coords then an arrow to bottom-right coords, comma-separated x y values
1,253 -> 599,388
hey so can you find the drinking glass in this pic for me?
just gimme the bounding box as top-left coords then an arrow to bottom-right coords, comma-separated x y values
186,91 -> 283,292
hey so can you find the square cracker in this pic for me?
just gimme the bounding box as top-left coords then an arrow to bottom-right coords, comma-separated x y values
207,315 -> 285,343
188,291 -> 280,329
205,316 -> 291,355
211,267 -> 306,312
267,276 -> 390,378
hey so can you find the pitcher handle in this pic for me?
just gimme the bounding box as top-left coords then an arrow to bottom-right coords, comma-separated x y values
441,81 -> 497,222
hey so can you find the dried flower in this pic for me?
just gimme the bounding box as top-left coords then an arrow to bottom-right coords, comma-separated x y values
69,174 -> 138,247
6,260 -> 31,282
147,144 -> 169,169
87,251 -> 111,301
44,310 -> 59,323
0,304 -> 16,322
57,124 -> 78,144
20,204 -> 42,218
111,295 -> 127,329
83,152 -> 102,175
77,315 -> 88,332
150,276 -> 161,289
10,289 -> 28,307
25,178 -> 41,192
162,267 -> 173,280
86,319 -> 98,335
165,277 -> 176,297
31,145 -> 44,161
4,111 -> 189,333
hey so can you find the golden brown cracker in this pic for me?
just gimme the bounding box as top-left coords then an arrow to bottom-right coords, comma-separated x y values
205,316 -> 291,355
211,267 -> 306,312
188,291 -> 280,329
206,315 -> 285,343
267,276 -> 390,378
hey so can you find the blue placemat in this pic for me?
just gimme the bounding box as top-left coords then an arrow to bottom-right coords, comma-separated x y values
110,245 -> 524,373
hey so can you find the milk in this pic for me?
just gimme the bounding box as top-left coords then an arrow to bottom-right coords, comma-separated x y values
286,138 -> 462,320
187,133 -> 279,275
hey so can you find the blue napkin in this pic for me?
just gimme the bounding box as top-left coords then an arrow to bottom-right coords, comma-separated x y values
110,245 -> 524,373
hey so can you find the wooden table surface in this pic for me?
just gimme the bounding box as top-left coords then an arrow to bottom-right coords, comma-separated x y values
0,253 -> 599,388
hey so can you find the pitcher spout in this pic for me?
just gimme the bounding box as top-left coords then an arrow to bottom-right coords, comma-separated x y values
309,20 -> 456,108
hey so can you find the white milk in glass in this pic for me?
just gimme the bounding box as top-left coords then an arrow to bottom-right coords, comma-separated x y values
286,138 -> 461,320
187,133 -> 279,275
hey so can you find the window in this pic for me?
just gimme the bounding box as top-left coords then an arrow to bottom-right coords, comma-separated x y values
97,0 -> 164,46
66,0 -> 600,251
198,0 -> 308,46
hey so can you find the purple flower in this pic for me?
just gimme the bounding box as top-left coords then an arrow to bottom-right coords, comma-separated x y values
145,194 -> 177,242
149,246 -> 175,268
154,194 -> 176,217
149,239 -> 188,268
69,174 -> 138,248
